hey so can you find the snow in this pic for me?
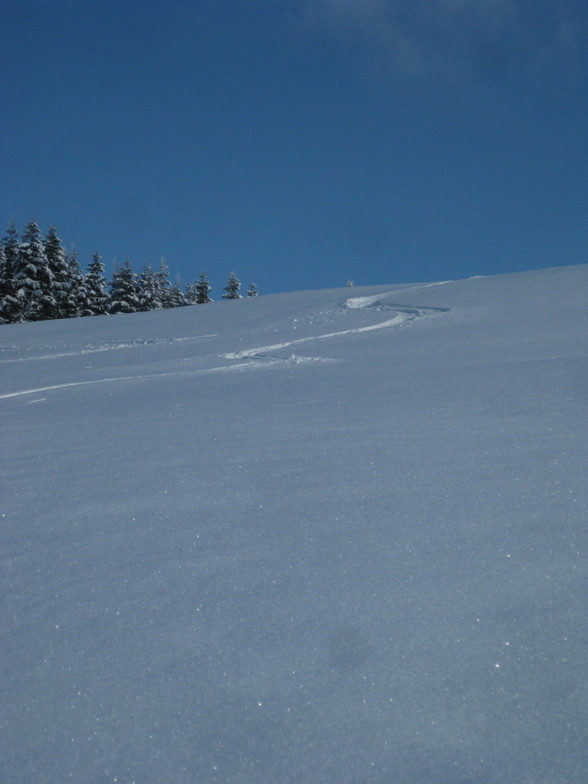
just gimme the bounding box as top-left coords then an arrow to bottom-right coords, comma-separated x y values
1,266 -> 587,783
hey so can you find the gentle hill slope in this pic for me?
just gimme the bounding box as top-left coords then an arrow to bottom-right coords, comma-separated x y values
2,266 -> 587,783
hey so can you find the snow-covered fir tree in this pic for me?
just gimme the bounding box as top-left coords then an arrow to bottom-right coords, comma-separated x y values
44,226 -> 71,319
0,243 -> 8,321
184,281 -> 198,305
195,271 -> 213,304
181,272 -> 211,306
2,221 -> 19,273
156,257 -> 175,308
138,264 -> 161,311
61,247 -> 87,318
247,282 -> 258,297
13,220 -> 55,321
0,222 -> 21,324
168,276 -> 184,308
81,252 -> 109,316
0,243 -> 17,324
222,271 -> 242,299
110,259 -> 139,314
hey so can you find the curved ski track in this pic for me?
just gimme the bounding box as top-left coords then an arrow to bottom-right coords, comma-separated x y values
1,294 -> 448,400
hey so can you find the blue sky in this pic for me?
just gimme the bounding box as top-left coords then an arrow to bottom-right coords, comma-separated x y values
2,0 -> 587,295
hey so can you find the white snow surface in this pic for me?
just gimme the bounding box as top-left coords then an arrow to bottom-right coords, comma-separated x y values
1,267 -> 587,783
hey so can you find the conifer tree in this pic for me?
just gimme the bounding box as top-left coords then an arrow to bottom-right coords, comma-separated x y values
247,282 -> 258,297
82,252 -> 109,316
2,221 -> 19,273
222,271 -> 242,299
168,276 -> 184,308
0,243 -> 17,323
60,246 -> 86,318
184,281 -> 198,305
110,258 -> 139,314
0,243 -> 6,288
156,257 -> 174,308
138,264 -> 160,311
44,226 -> 70,318
194,271 -> 213,304
0,244 -> 9,321
14,219 -> 55,321
2,222 -> 18,289
0,222 -> 22,322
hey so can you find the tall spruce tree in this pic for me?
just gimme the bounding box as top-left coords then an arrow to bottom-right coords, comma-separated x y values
184,281 -> 198,305
0,243 -> 6,288
60,246 -> 86,318
110,259 -> 139,314
0,244 -> 9,322
82,252 -> 109,316
14,220 -> 55,321
44,226 -> 70,318
1,223 -> 22,322
168,276 -> 184,308
195,271 -> 213,304
0,242 -> 19,324
156,257 -> 174,308
222,271 -> 242,299
137,264 -> 160,311
2,221 -> 19,274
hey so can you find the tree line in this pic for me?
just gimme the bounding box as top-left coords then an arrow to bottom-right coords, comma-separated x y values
0,220 -> 258,325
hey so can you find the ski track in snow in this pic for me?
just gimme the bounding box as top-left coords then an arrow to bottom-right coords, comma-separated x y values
0,295 -> 448,400
0,355 -> 334,400
0,373 -> 180,400
223,295 -> 448,361
0,334 -> 217,363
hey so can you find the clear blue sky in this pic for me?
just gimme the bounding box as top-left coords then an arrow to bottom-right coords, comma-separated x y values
2,0 -> 587,294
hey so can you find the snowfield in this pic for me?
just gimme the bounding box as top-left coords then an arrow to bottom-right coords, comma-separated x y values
1,266 -> 587,783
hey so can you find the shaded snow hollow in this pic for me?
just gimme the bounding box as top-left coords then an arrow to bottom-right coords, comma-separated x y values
1,267 -> 587,783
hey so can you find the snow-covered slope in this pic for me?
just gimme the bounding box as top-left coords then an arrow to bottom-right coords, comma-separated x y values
2,266 -> 587,783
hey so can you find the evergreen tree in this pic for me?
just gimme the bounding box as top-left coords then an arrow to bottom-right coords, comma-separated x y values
0,243 -> 8,321
137,264 -> 160,311
168,276 -> 184,308
61,246 -> 86,318
156,257 -> 174,308
0,243 -> 6,287
2,222 -> 18,293
184,281 -> 198,305
44,226 -> 70,318
194,271 -> 213,304
247,282 -> 258,297
0,222 -> 22,323
2,221 -> 19,274
82,252 -> 109,316
13,219 -> 55,321
110,258 -> 139,314
222,271 -> 242,299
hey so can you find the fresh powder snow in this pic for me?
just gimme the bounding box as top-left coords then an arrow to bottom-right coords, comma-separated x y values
1,266 -> 587,783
